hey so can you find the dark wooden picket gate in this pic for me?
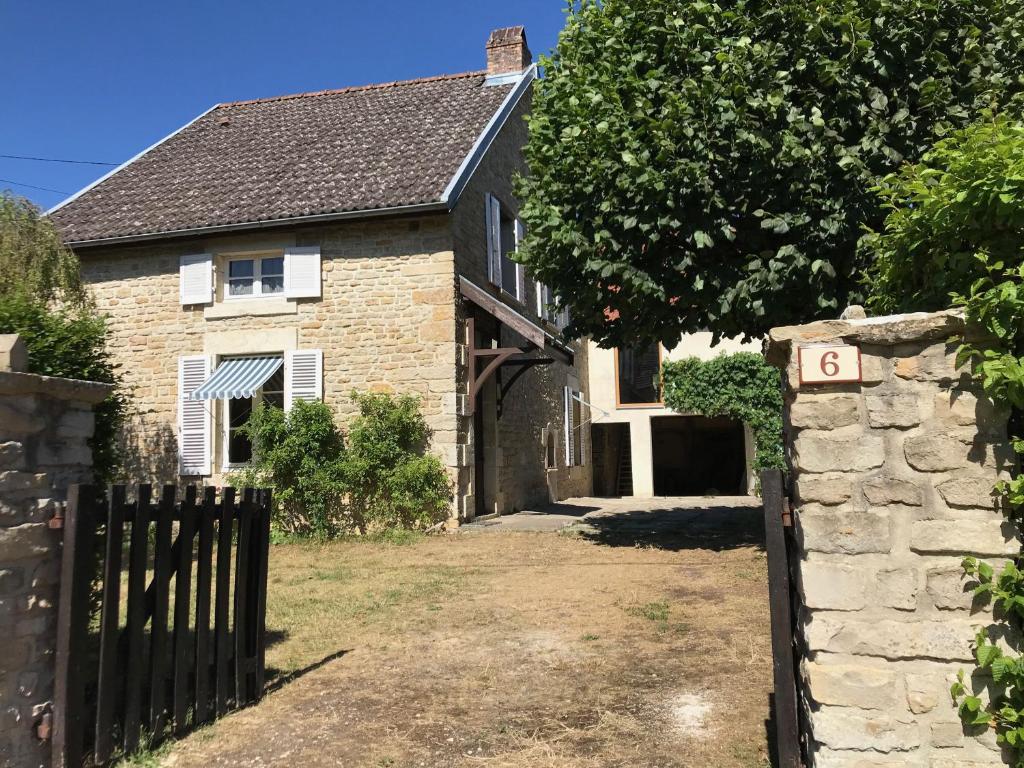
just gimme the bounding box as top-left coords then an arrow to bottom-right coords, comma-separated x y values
761,469 -> 805,768
52,484 -> 272,768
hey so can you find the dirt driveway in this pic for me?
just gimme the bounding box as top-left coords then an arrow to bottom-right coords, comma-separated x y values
158,497 -> 772,768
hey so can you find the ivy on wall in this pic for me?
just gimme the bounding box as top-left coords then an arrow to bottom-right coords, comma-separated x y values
661,352 -> 784,475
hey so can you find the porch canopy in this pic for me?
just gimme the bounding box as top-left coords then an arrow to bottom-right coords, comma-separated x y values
188,356 -> 282,401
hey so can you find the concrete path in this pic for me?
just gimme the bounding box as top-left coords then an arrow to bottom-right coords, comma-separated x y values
461,495 -> 764,550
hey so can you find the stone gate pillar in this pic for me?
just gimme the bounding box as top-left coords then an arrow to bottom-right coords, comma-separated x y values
0,336 -> 111,768
766,310 -> 1017,767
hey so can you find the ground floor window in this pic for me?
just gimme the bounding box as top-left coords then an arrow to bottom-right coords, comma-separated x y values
224,361 -> 285,467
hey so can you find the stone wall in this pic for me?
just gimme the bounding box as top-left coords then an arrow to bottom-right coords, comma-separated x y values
767,310 -> 1017,767
78,216 -> 461,489
0,336 -> 110,768
451,93 -> 592,515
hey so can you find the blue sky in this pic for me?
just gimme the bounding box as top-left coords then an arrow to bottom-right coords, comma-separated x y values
1,1 -> 566,211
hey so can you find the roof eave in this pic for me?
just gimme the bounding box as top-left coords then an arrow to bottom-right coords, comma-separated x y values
441,63 -> 536,207
63,200 -> 451,249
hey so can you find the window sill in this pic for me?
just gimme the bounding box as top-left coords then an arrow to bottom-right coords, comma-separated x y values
204,298 -> 298,320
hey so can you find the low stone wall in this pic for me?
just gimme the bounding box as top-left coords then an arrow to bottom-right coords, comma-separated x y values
767,311 -> 1017,767
0,337 -> 110,768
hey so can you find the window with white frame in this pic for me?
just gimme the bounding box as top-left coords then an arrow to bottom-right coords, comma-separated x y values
537,282 -> 570,329
224,360 -> 284,466
226,255 -> 285,298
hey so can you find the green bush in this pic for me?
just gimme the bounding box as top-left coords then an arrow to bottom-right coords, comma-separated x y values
661,352 -> 784,476
344,391 -> 452,531
236,399 -> 348,538
0,291 -> 126,483
238,392 -> 452,537
864,112 -> 1024,314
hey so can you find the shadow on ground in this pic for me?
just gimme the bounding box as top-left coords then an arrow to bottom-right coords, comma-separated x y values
569,503 -> 765,553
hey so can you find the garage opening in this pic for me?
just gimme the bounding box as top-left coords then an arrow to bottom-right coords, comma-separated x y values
651,415 -> 747,496
591,422 -> 633,497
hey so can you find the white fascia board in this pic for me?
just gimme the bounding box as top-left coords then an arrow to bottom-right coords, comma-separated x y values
441,63 -> 537,208
46,104 -> 221,215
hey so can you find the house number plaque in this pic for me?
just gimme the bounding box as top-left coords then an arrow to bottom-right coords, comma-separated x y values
798,344 -> 862,385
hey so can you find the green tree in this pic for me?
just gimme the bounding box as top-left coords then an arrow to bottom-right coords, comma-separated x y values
866,113 -> 1024,313
515,0 -> 1024,347
0,194 -> 124,482
0,192 -> 85,304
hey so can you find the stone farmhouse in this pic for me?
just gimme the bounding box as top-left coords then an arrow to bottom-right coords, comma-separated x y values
49,27 -> 592,522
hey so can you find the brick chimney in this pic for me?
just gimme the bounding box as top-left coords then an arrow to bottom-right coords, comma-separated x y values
486,27 -> 531,77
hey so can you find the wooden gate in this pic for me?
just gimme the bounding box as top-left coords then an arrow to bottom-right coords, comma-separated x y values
761,469 -> 804,768
52,484 -> 272,767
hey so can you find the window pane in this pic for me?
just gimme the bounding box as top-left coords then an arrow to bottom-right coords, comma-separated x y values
618,345 -> 662,404
263,366 -> 284,394
499,216 -> 518,295
227,397 -> 254,464
261,257 -> 284,276
263,392 -> 284,409
261,275 -> 284,294
229,260 -> 254,278
228,278 -> 253,296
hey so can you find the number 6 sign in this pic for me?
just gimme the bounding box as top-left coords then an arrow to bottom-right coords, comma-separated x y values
798,344 -> 862,385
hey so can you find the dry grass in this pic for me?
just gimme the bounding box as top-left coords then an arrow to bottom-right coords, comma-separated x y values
160,514 -> 772,768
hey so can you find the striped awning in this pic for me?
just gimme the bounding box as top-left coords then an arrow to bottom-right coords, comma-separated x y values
188,356 -> 282,401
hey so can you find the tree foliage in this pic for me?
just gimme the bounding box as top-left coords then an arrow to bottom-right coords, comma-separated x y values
866,113 -> 1024,313
0,192 -> 85,305
515,0 -> 1024,346
662,352 -> 784,476
0,195 -> 124,482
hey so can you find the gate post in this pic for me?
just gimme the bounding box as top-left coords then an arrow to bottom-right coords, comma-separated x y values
766,310 -> 1017,767
0,338 -> 111,768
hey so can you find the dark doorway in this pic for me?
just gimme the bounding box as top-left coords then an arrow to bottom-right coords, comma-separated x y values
651,415 -> 746,496
591,423 -> 633,497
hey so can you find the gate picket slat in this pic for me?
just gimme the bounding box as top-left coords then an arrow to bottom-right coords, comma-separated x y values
123,484 -> 152,755
214,488 -> 235,716
253,490 -> 273,697
194,487 -> 216,726
761,469 -> 802,768
234,488 -> 254,704
148,485 -> 176,738
94,486 -> 127,764
172,486 -> 198,735
52,485 -> 99,768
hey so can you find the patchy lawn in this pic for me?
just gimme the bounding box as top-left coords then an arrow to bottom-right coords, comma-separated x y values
158,503 -> 772,768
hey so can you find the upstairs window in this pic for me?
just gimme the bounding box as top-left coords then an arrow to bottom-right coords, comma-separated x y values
486,193 -> 525,301
617,345 -> 663,405
227,256 -> 285,298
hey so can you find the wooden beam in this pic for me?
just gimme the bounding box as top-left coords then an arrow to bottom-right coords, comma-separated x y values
460,276 -> 546,348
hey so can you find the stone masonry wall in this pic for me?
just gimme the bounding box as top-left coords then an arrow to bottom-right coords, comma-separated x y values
767,310 -> 1017,767
451,93 -> 592,515
0,338 -> 110,768
79,215 -> 460,488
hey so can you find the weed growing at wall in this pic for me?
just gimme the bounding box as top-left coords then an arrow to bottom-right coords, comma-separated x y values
661,352 -> 784,475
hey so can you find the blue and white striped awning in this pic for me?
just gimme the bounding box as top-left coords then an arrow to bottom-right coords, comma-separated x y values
188,356 -> 282,401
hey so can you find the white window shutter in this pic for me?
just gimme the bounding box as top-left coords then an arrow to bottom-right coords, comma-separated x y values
285,349 -> 323,409
536,281 -> 545,318
564,386 -> 575,467
178,356 -> 212,476
486,194 -> 502,286
578,393 -> 588,467
180,254 -> 213,305
284,246 -> 322,299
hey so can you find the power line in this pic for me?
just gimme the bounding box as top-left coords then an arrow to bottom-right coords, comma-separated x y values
0,153 -> 116,166
0,178 -> 70,195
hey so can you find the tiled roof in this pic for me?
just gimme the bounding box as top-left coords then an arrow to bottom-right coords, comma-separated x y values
50,71 -> 516,244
